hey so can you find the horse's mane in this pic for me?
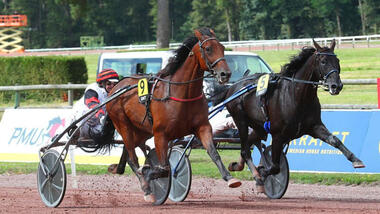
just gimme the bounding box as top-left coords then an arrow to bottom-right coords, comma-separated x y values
280,46 -> 316,77
157,27 -> 215,78
156,37 -> 198,78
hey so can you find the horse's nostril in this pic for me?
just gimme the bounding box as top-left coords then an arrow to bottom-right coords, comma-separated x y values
331,84 -> 337,89
220,71 -> 226,77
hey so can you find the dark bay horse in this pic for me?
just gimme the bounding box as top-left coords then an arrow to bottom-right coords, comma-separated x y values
217,39 -> 365,190
105,28 -> 241,203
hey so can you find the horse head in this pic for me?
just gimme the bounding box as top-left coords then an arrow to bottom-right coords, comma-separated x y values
313,39 -> 343,95
194,28 -> 231,84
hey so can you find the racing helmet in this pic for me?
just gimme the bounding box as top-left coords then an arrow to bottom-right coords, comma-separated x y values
96,68 -> 119,83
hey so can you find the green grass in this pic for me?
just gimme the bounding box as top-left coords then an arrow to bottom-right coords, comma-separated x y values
2,149 -> 380,186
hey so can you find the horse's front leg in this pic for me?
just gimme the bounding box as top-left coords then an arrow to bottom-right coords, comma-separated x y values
197,124 -> 241,188
311,124 -> 365,168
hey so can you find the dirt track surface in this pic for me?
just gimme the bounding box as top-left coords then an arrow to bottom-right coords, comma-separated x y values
0,173 -> 380,213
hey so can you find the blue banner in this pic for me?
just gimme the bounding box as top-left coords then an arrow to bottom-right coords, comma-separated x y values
252,110 -> 380,173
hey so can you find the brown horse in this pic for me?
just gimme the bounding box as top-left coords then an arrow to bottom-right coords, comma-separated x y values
106,28 -> 241,203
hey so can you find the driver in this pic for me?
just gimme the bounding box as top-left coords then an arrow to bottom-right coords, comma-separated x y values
71,68 -> 119,141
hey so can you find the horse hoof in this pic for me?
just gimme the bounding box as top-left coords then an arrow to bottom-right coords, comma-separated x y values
144,194 -> 156,203
228,178 -> 242,188
137,164 -> 151,176
256,184 -> 265,194
108,164 -> 118,174
353,161 -> 365,168
228,162 -> 244,172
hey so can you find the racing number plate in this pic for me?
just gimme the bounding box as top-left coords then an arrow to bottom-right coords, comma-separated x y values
138,78 -> 149,103
256,74 -> 270,97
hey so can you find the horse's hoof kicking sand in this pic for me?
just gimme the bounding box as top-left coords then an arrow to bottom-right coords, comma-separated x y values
144,194 -> 156,203
228,178 -> 242,188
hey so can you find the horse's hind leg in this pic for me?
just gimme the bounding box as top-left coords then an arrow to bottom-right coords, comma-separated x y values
231,127 -> 265,193
108,146 -> 128,174
228,124 -> 249,172
311,124 -> 365,168
197,124 -> 241,188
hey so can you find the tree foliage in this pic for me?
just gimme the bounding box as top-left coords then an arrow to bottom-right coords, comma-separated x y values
0,0 -> 378,49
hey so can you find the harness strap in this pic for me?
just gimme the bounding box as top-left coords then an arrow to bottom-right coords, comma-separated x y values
280,76 -> 323,86
169,94 -> 204,102
210,57 -> 226,68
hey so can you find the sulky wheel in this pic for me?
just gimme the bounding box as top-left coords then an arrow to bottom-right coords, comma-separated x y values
37,149 -> 67,208
260,145 -> 289,199
145,148 -> 171,205
168,146 -> 192,202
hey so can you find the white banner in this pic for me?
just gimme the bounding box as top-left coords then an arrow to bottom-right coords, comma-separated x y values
0,109 -> 149,165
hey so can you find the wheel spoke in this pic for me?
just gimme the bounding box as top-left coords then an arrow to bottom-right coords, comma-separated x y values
51,183 -> 63,192
40,177 -> 49,191
48,183 -> 54,203
175,179 -> 187,189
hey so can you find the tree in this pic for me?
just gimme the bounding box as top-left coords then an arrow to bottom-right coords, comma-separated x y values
156,0 -> 170,48
360,0 -> 380,34
181,0 -> 228,41
216,0 -> 243,41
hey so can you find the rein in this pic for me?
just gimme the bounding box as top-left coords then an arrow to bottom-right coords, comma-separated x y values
123,37 -> 226,103
125,74 -> 212,85
151,37 -> 226,102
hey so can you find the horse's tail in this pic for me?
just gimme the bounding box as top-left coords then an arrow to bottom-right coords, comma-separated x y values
77,116 -> 116,154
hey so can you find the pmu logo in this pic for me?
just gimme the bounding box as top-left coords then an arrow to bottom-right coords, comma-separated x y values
8,117 -> 66,147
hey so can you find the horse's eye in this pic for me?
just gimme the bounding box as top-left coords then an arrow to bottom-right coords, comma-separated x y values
205,46 -> 212,53
321,59 -> 327,65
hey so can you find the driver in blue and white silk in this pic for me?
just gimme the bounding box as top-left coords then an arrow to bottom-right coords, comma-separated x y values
71,68 -> 119,141
203,80 -> 252,137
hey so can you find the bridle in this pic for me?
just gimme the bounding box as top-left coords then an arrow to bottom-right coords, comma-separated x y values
315,52 -> 340,90
198,37 -> 226,74
315,52 -> 339,82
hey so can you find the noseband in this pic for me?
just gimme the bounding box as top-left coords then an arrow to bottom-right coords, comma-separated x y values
199,38 -> 226,74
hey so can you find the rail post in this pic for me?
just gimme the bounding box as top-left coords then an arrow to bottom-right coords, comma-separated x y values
377,78 -> 380,109
367,37 -> 370,48
68,82 -> 73,106
14,83 -> 20,109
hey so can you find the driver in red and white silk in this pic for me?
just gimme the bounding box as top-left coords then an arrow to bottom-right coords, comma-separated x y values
71,68 -> 119,141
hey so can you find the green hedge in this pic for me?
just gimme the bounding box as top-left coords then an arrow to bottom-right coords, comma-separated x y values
0,56 -> 88,103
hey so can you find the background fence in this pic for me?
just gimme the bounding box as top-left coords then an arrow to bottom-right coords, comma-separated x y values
0,79 -> 379,111
24,34 -> 380,53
